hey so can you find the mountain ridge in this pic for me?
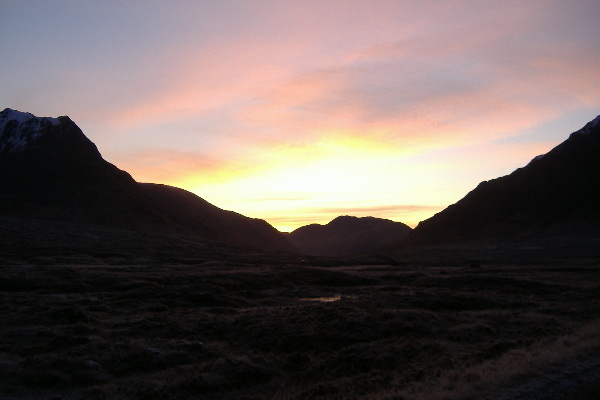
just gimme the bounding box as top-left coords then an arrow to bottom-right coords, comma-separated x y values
388,113 -> 600,249
0,108 -> 294,252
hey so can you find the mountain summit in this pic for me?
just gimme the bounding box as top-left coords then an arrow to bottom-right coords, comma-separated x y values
288,216 -> 412,256
0,108 -> 293,252
1,108 -> 60,154
0,108 -> 148,225
0,108 -> 101,159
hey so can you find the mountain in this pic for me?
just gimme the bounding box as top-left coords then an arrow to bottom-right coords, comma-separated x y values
141,183 -> 293,252
0,109 -> 168,227
287,215 -> 412,256
394,114 -> 600,249
0,108 -> 293,253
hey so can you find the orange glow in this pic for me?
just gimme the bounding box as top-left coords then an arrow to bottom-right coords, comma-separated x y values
113,123 -> 573,233
181,135 -> 447,231
4,1 -> 599,232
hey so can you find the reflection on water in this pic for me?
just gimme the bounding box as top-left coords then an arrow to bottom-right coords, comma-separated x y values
299,295 -> 342,302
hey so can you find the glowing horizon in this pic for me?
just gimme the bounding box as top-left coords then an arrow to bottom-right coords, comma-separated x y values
2,1 -> 599,232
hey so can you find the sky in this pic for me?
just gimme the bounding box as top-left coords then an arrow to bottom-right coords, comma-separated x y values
1,0 -> 600,232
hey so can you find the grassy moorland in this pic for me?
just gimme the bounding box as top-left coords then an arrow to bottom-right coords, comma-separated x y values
1,239 -> 600,400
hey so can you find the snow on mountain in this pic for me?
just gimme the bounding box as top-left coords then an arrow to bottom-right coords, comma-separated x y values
527,115 -> 600,165
0,108 -> 295,252
0,108 -> 61,154
572,114 -> 600,136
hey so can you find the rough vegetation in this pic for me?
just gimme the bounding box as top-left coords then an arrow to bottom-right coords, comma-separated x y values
2,251 -> 600,400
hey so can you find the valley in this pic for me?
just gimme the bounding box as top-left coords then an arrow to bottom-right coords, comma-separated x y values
2,109 -> 600,399
1,244 -> 600,400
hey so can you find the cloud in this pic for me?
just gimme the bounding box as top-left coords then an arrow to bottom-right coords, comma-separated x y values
3,0 -> 600,232
223,24 -> 598,169
112,149 -> 260,187
263,204 -> 445,232
309,204 -> 444,219
223,0 -> 600,159
12,0 -> 596,162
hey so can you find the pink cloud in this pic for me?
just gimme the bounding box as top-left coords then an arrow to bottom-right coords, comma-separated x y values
3,0 -> 600,231
45,0 -> 596,167
110,148 -> 264,188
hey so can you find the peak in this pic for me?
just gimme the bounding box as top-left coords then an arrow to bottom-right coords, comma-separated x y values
331,215 -> 379,222
330,215 -> 389,223
0,108 -> 65,154
571,114 -> 600,137
327,215 -> 401,229
328,216 -> 365,226
332,215 -> 360,221
1,108 -> 61,127
1,108 -> 35,122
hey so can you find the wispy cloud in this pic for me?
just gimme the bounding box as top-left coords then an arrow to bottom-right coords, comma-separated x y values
266,204 -> 444,232
2,0 -> 600,230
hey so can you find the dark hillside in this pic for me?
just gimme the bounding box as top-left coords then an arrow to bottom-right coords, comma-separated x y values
396,115 -> 600,246
288,215 -> 411,256
0,108 -> 293,252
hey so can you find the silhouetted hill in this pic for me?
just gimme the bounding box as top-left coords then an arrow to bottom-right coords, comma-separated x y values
0,109 -> 170,227
0,108 -> 293,252
395,114 -> 600,248
142,183 -> 294,252
287,215 -> 412,256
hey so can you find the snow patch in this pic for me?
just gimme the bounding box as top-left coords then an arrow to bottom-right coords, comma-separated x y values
0,108 -> 60,130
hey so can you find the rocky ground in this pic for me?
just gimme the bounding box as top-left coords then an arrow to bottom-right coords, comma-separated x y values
2,242 -> 600,400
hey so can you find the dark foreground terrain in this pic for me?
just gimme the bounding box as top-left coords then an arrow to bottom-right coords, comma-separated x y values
2,242 -> 600,400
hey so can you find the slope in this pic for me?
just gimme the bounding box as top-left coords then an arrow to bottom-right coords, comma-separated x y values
0,108 -> 293,253
399,114 -> 600,247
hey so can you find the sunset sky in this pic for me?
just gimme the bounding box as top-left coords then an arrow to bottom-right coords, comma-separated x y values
2,1 -> 600,231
